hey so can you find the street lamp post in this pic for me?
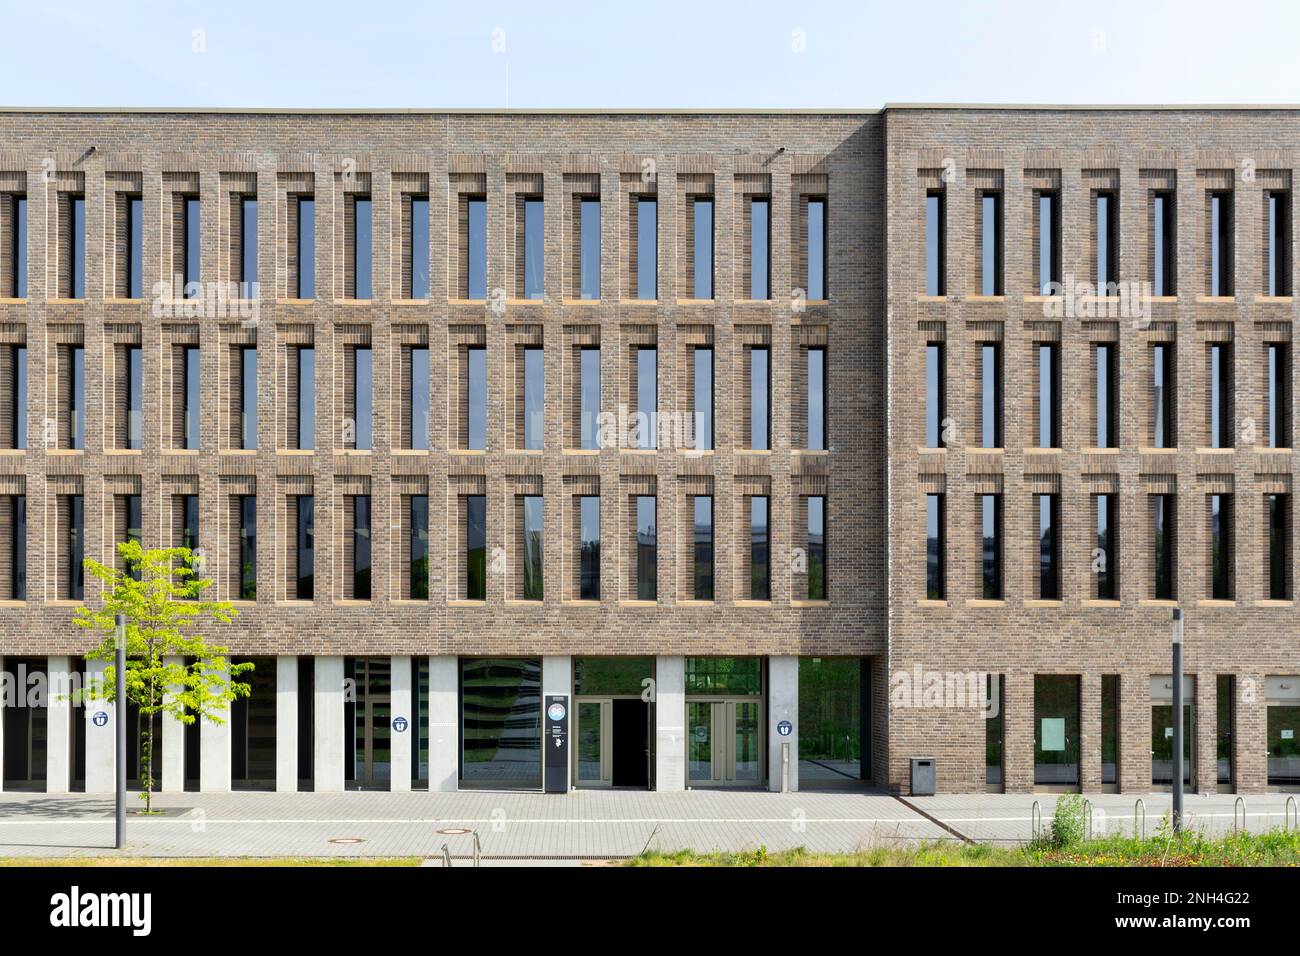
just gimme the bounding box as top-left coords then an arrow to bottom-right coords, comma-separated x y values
115,612 -> 126,850
1171,608 -> 1184,835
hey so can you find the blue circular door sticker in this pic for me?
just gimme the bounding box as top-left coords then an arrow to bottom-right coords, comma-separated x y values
91,711 -> 109,727
392,716 -> 409,733
777,720 -> 793,737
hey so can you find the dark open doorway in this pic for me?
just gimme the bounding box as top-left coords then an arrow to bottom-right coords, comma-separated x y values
612,698 -> 649,788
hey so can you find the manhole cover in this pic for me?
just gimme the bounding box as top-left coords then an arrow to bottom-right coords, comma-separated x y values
436,827 -> 471,835
328,837 -> 366,845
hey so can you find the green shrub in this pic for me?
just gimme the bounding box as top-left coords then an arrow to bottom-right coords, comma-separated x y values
1050,793 -> 1087,849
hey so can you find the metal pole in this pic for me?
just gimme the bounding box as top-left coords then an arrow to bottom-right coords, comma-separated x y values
1171,608 -> 1184,835
115,612 -> 126,850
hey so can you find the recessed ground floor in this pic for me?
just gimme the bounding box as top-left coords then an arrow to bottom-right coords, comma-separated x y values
0,654 -> 873,795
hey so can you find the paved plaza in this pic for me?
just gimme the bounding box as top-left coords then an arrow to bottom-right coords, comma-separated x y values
0,789 -> 1294,862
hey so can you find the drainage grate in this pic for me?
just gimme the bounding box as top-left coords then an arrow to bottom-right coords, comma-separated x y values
328,837 -> 366,845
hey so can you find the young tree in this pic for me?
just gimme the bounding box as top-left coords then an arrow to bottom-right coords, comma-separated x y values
74,542 -> 252,812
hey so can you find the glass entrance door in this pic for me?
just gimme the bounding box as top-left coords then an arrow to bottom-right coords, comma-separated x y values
687,699 -> 763,787
352,658 -> 391,788
1151,703 -> 1193,788
575,699 -> 611,787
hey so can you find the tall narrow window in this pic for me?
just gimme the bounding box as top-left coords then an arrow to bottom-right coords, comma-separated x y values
1268,191 -> 1291,297
127,196 -> 143,299
1211,494 -> 1233,600
926,493 -> 945,600
1095,191 -> 1117,292
70,345 -> 85,450
925,343 -> 945,448
296,197 -> 315,299
1095,344 -> 1117,448
636,198 -> 657,300
981,344 -> 1002,448
465,495 -> 486,601
636,347 -> 657,450
70,196 -> 85,299
750,496 -> 769,601
296,346 -> 315,450
1038,191 -> 1060,295
807,198 -> 826,300
981,192 -> 1002,296
410,346 -> 429,451
1038,493 -> 1060,600
10,495 -> 25,601
1268,343 -> 1291,448
693,198 -> 713,299
409,495 -> 429,600
1268,493 -> 1290,601
126,345 -> 142,450
1211,191 -> 1233,297
11,345 -> 26,450
521,495 -> 543,601
579,495 -> 600,600
467,346 -> 487,451
580,347 -> 600,450
120,494 -> 142,576
183,346 -> 200,450
1153,494 -> 1175,600
66,494 -> 84,600
353,197 -> 372,299
295,495 -> 314,600
352,495 -> 371,600
183,197 -> 201,295
807,347 -> 826,451
524,198 -> 544,300
1216,675 -> 1234,786
238,495 -> 256,600
807,495 -> 827,600
523,347 -> 544,450
579,198 -> 600,300
750,346 -> 769,451
693,347 -> 713,451
1096,494 -> 1117,600
636,496 -> 657,601
410,196 -> 429,299
1038,344 -> 1059,448
1153,192 -> 1175,296
925,191 -> 945,296
240,197 -> 258,294
986,674 -> 1004,787
1210,343 -> 1232,449
179,493 -> 199,572
750,197 -> 770,300
11,196 -> 26,299
1102,675 -> 1120,786
352,346 -> 372,450
1153,345 -> 1175,448
240,347 -> 257,450
981,494 -> 1002,600
693,496 -> 713,601
467,197 -> 487,300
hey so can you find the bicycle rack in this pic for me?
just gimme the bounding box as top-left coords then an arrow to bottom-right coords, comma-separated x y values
1084,799 -> 1094,840
473,830 -> 482,868
1030,800 -> 1043,841
1285,796 -> 1298,833
440,843 -> 452,868
1233,796 -> 1246,833
1133,798 -> 1146,839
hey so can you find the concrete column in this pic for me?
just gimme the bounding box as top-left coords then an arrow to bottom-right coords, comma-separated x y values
46,656 -> 73,793
767,656 -> 798,792
314,656 -> 345,792
389,655 -> 412,792
160,655 -> 185,793
428,656 -> 458,792
543,655 -> 572,791
655,656 -> 685,791
275,656 -> 298,792
84,658 -> 115,793
200,663 -> 231,793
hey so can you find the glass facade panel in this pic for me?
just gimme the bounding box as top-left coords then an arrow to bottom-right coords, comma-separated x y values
460,658 -> 541,789
1033,675 -> 1080,786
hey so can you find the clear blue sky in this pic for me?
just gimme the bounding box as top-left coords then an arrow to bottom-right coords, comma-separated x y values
4,0 -> 1298,109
